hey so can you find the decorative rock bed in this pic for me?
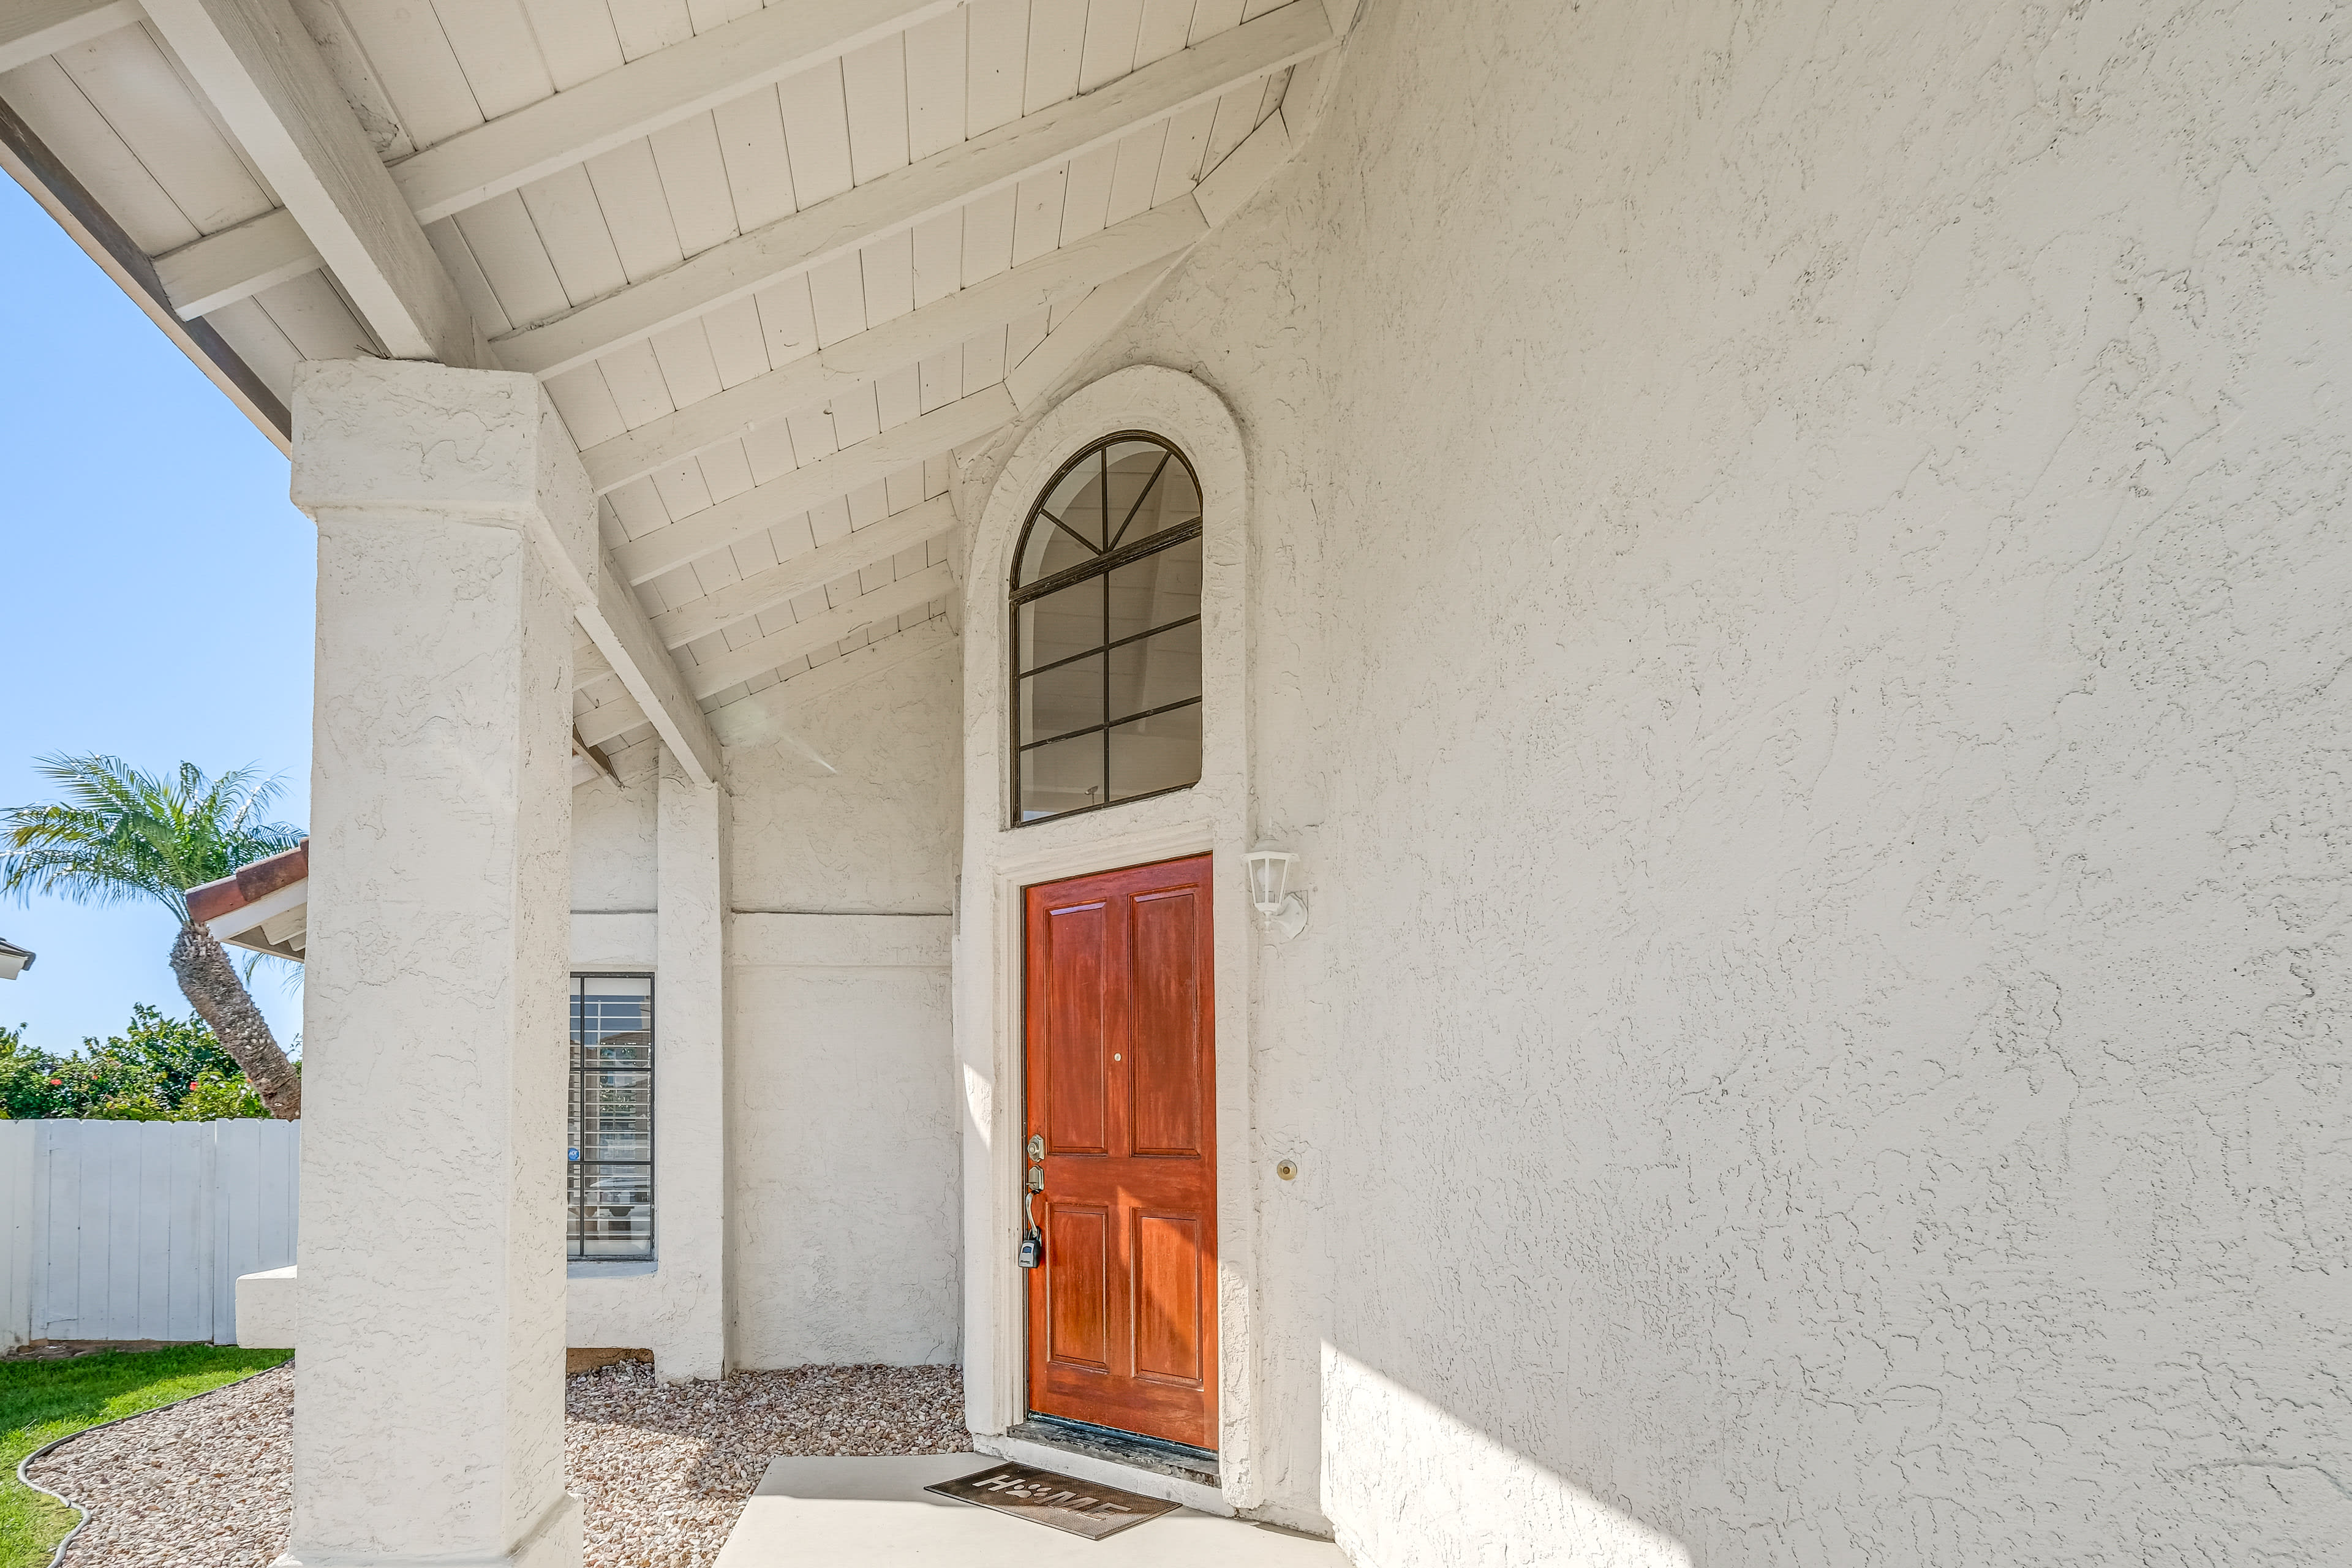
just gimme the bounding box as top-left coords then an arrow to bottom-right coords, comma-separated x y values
28,1360 -> 969,1567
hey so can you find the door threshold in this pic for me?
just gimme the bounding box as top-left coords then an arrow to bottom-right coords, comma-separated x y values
1006,1415 -> 1219,1488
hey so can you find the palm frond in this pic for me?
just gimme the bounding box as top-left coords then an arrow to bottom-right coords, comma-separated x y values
2,753 -> 303,921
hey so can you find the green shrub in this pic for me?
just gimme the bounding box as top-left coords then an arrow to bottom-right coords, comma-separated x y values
0,1008 -> 270,1120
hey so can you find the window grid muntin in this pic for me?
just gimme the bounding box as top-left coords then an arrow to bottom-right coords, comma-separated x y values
570,973 -> 654,1262
1010,432 -> 1204,827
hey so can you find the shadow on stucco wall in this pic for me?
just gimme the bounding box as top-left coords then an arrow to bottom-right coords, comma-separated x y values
1321,1345 -> 1694,1567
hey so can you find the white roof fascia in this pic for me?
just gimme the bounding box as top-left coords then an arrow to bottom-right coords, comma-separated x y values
205,876 -> 307,952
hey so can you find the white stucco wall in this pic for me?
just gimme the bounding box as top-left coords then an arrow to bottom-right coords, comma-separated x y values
562,641 -> 961,1374
956,0 -> 2352,1559
724,638 -> 964,1367
570,768 -> 657,916
728,911 -> 959,1366
726,632 -> 963,914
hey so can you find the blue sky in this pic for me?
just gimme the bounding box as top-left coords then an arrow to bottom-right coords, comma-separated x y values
0,176 -> 312,1052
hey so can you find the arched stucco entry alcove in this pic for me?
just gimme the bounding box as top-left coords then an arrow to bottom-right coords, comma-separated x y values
953,364 -> 1266,1513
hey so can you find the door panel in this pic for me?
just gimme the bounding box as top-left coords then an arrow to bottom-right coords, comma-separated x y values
1024,854 -> 1217,1450
1041,902 -> 1110,1153
1129,889 -> 1204,1156
1133,1213 -> 1204,1384
1047,1206 -> 1110,1370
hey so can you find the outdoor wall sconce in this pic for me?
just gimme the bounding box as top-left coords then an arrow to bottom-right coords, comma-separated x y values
1245,846 -> 1309,942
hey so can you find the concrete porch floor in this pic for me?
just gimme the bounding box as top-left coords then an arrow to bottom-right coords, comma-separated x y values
713,1454 -> 1348,1566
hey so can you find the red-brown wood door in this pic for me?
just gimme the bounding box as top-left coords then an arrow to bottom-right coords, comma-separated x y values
1023,854 -> 1217,1451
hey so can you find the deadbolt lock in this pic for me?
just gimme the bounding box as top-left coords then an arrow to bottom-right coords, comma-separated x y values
1026,1133 -> 1046,1162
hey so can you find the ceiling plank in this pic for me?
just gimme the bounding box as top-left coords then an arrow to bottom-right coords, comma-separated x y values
393,0 -> 962,225
496,1 -> 1332,377
707,614 -> 956,744
139,0 -> 489,366
612,383 -> 1014,584
148,0 -> 962,316
581,197 -> 1205,492
0,0 -> 140,75
684,561 -> 953,699
650,492 -> 956,649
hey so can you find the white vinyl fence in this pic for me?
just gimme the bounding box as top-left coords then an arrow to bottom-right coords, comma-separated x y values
0,1119 -> 298,1349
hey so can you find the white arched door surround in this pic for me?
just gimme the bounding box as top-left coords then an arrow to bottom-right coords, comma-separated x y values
954,365 -> 1263,1512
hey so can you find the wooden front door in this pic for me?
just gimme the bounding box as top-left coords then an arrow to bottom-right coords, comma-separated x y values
1023,854 -> 1217,1451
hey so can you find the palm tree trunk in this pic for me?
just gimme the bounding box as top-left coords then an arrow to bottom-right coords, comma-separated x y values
169,921 -> 301,1119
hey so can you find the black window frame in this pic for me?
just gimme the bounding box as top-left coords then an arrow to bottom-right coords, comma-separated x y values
568,973 -> 655,1263
1008,431 -> 1205,827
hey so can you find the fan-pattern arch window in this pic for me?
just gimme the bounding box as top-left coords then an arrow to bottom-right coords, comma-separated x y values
1011,433 -> 1204,825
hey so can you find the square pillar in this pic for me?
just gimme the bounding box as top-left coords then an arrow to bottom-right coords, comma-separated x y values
652,747 -> 728,1379
287,358 -> 596,1568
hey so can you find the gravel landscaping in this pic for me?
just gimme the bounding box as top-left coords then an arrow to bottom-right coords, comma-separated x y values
28,1360 -> 969,1568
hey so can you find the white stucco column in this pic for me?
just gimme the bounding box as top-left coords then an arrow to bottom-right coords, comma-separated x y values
287,358 -> 591,1568
654,748 -> 728,1379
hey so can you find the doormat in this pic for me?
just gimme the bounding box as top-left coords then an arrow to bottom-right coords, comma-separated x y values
924,1460 -> 1180,1540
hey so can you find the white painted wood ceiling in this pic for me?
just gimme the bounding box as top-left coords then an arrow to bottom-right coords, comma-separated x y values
0,0 -> 1317,759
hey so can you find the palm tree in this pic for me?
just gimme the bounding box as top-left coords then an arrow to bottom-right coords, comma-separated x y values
1,755 -> 303,1119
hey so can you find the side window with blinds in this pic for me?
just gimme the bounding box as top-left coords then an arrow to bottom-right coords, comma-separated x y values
569,975 -> 653,1261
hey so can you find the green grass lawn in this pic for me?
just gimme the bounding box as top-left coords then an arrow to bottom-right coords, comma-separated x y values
0,1345 -> 290,1568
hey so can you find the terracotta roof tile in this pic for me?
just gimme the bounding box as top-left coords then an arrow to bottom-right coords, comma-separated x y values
186,840 -> 309,926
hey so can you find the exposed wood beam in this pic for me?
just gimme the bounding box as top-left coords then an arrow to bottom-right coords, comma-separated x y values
707,614 -> 956,744
978,113 -> 1306,418
613,383 -> 1013,584
581,198 -> 1205,493
576,690 -> 650,750
571,725 -> 620,787
154,208 -> 318,318
684,562 -> 952,700
146,0 -> 956,319
1003,258 -> 1182,412
652,492 -> 956,650
0,92 -> 290,448
496,2 -> 1333,378
0,0 -> 140,74
140,0 -> 489,367
436,391 -> 722,780
1192,105 -> 1293,228
578,560 -> 725,784
395,0 -> 959,225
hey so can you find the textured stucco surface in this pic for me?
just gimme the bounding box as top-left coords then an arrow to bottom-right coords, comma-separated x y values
728,911 -> 959,1367
560,645 -> 960,1373
727,638 -> 962,916
961,0 -> 2352,1559
567,756 -> 731,1380
294,359 -> 579,1566
570,773 -> 656,916
720,643 -> 962,1365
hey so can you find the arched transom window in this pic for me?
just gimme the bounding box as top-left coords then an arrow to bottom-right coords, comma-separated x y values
1011,432 -> 1204,824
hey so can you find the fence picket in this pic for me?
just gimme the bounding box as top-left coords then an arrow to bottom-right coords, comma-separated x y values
0,1121 -> 298,1350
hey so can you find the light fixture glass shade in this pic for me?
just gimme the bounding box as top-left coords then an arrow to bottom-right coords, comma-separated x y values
1244,848 -> 1306,941
1245,848 -> 1294,914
